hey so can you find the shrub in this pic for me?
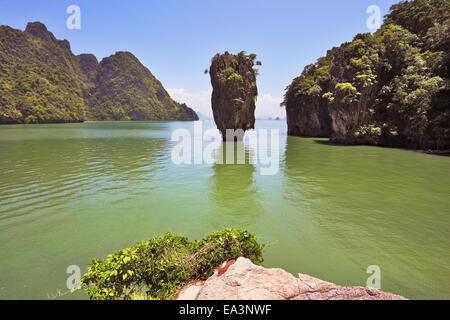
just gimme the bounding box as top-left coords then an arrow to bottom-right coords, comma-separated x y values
79,228 -> 264,300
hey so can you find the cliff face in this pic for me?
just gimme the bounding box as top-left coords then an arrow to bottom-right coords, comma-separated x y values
283,0 -> 450,149
0,22 -> 88,124
76,53 -> 98,82
284,82 -> 332,137
209,51 -> 258,141
0,22 -> 198,124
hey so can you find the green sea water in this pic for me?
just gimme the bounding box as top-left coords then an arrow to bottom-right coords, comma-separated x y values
0,120 -> 449,299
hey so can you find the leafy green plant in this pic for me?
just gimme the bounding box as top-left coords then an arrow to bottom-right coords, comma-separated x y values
79,228 -> 264,300
335,82 -> 360,104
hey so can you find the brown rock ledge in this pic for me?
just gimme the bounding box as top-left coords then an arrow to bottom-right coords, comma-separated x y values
176,257 -> 406,300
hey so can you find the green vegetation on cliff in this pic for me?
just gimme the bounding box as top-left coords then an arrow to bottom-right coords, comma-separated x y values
283,0 -> 449,149
79,228 -> 264,300
209,51 -> 259,140
0,22 -> 198,124
0,23 -> 88,124
89,51 -> 197,121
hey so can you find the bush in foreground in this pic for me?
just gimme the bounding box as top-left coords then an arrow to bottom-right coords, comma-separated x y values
79,228 -> 264,300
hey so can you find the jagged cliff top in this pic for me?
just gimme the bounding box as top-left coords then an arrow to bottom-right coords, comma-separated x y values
0,22 -> 199,123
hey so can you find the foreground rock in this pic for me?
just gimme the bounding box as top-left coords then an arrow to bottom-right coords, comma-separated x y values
177,257 -> 406,300
209,51 -> 259,141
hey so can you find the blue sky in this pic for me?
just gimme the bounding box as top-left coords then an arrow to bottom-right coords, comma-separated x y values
0,0 -> 399,118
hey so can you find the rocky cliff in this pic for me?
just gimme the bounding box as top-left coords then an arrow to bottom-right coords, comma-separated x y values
283,0 -> 449,149
209,51 -> 259,141
0,22 -> 198,124
0,22 -> 88,124
176,257 -> 406,300
89,51 -> 198,121
76,53 -> 98,82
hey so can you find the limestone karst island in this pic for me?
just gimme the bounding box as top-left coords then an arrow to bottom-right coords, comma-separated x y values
0,0 -> 449,308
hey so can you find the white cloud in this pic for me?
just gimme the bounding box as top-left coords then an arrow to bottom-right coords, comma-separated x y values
167,88 -> 213,119
255,94 -> 285,119
167,88 -> 286,120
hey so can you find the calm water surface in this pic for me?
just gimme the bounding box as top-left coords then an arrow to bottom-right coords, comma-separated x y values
0,120 -> 449,299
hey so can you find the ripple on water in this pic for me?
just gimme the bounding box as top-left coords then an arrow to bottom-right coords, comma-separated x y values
0,121 -> 449,300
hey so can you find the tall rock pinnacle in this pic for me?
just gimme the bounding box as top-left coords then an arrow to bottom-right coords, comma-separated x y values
209,51 -> 259,141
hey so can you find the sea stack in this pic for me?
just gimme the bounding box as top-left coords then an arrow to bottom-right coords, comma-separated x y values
209,51 -> 259,141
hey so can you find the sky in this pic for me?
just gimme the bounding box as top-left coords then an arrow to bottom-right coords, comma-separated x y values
0,0 -> 400,119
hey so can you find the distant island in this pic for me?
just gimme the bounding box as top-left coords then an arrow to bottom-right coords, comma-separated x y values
283,0 -> 449,150
0,22 -> 198,124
